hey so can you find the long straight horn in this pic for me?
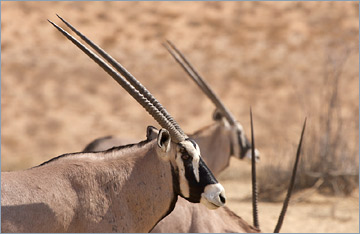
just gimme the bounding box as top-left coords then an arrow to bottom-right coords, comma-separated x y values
48,18 -> 186,143
163,40 -> 237,126
274,118 -> 307,233
250,108 -> 260,229
55,15 -> 185,136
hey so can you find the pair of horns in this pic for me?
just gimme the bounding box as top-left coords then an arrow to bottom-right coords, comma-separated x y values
163,40 -> 238,126
50,17 -> 306,232
48,15 -> 186,143
249,111 -> 307,232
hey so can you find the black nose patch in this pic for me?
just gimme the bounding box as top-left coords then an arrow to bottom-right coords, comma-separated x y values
182,157 -> 218,203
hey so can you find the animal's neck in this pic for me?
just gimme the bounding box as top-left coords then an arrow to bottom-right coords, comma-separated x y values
64,141 -> 177,232
191,122 -> 232,176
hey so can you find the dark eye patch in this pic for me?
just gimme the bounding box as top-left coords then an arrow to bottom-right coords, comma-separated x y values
181,154 -> 190,160
179,147 -> 186,154
180,147 -> 192,161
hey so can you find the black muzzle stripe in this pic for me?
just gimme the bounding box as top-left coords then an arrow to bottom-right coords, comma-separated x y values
183,157 -> 218,203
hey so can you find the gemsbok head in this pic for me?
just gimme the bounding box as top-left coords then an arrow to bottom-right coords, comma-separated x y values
1,15 -> 226,233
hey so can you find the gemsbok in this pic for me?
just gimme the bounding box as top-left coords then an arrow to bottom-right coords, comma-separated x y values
1,16 -> 226,233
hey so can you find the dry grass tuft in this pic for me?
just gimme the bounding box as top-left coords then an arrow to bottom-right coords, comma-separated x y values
258,46 -> 359,201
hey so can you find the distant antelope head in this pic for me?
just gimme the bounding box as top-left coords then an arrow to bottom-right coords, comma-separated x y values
49,15 -> 226,210
163,41 -> 260,163
213,108 -> 258,161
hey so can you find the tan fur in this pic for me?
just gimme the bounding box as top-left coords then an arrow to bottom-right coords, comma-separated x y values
86,122 -> 233,175
191,122 -> 233,175
83,136 -> 137,152
1,140 -> 177,233
152,198 -> 259,233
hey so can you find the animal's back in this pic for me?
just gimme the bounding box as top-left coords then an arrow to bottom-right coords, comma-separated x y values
83,136 -> 136,152
151,197 -> 258,233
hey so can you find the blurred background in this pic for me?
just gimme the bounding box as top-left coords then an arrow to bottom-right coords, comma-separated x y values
1,1 -> 358,232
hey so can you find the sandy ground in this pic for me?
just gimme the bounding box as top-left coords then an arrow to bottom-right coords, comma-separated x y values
1,2 -> 359,233
219,159 -> 359,233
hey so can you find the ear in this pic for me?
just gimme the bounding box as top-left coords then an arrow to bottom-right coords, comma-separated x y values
157,129 -> 171,153
146,125 -> 159,141
213,109 -> 231,128
212,109 -> 224,121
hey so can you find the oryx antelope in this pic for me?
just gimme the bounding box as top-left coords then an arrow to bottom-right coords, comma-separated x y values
1,16 -> 226,233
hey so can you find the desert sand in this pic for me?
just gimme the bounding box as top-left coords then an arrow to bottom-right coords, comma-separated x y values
1,2 -> 358,233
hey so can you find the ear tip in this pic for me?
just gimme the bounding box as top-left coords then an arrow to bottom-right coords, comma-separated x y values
159,128 -> 169,134
212,109 -> 223,121
147,125 -> 156,131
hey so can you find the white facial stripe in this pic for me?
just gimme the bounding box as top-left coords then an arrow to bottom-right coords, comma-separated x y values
180,140 -> 201,160
180,140 -> 201,182
192,156 -> 200,183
